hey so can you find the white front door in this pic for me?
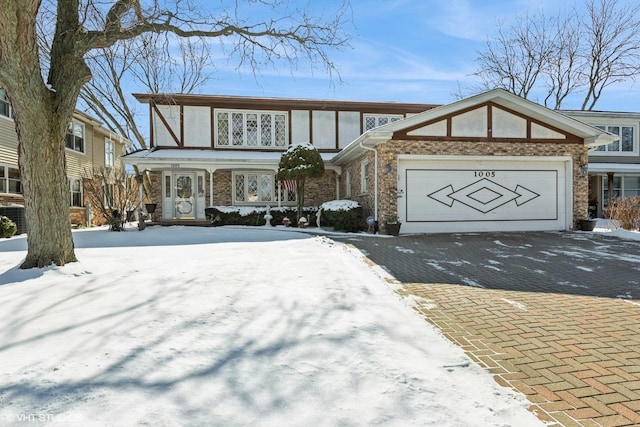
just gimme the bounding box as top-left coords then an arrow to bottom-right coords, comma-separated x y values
173,172 -> 196,219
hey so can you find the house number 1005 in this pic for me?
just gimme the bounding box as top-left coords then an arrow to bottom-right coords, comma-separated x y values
474,171 -> 496,177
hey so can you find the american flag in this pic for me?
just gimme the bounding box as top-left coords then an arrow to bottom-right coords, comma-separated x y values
282,180 -> 297,192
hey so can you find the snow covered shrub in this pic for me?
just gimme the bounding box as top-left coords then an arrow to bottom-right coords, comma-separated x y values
0,215 -> 17,238
319,200 -> 363,232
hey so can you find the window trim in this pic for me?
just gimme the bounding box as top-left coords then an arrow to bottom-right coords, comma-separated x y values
0,88 -> 11,119
360,159 -> 370,195
105,139 -> 115,167
0,164 -> 21,195
65,121 -> 85,154
591,124 -> 638,156
345,169 -> 352,198
214,109 -> 288,149
69,177 -> 83,207
363,114 -> 404,132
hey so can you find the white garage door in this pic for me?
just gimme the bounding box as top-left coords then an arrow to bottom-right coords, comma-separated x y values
397,156 -> 572,233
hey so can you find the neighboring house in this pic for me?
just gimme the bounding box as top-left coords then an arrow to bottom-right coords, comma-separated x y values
562,110 -> 640,219
0,89 -> 129,229
124,89 -> 618,234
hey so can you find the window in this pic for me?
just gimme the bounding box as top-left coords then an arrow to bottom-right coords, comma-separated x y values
65,122 -> 85,153
216,110 -> 287,148
105,140 -> 115,167
104,183 -> 114,207
70,178 -> 83,207
364,114 -> 403,131
603,175 -> 640,204
234,172 -> 273,204
360,160 -> 370,194
0,88 -> 11,118
345,170 -> 352,198
594,125 -> 636,154
0,165 -> 21,194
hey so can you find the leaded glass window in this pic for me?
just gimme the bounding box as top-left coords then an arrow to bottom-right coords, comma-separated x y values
215,110 -> 288,148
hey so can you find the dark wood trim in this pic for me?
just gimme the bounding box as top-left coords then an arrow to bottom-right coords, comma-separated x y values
394,101 -> 582,144
179,105 -> 184,148
335,111 -> 339,150
487,104 -> 493,139
210,107 -> 215,148
152,104 -> 182,147
133,93 -> 438,114
149,103 -> 155,148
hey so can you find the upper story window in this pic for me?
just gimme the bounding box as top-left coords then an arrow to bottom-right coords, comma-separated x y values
0,88 -> 12,119
364,114 -> 403,132
0,165 -> 21,194
65,122 -> 85,153
105,139 -> 115,167
216,110 -> 287,148
593,125 -> 637,155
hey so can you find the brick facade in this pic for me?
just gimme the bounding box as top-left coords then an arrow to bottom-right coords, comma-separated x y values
147,169 -> 338,219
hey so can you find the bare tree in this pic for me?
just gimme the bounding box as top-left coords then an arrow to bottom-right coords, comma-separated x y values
83,167 -> 138,231
475,13 -> 555,99
0,0 -> 350,268
474,0 -> 640,110
580,0 -> 640,110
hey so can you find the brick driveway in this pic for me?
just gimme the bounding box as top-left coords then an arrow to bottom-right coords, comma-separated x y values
333,231 -> 640,426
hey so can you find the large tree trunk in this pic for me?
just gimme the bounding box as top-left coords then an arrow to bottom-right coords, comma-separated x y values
16,104 -> 77,268
0,1 -> 78,268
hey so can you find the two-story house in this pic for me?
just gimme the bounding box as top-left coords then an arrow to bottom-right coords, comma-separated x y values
562,110 -> 640,219
123,89 -> 617,234
0,88 -> 129,230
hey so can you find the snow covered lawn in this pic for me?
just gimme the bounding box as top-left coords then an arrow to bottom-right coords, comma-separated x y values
0,225 -> 542,426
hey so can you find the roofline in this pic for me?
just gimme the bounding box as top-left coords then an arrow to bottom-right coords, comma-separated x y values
132,93 -> 439,113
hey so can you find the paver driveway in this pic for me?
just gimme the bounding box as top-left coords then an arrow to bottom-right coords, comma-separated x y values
333,231 -> 640,426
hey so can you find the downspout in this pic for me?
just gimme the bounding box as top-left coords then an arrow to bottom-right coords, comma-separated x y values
359,141 -> 378,221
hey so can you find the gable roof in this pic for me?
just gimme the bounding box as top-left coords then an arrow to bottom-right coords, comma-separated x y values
332,88 -> 618,164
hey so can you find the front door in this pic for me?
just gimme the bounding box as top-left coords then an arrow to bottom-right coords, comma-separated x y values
173,172 -> 196,219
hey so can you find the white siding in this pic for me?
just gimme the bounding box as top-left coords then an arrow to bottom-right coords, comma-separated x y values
154,105 -> 181,146
312,110 -> 336,149
184,106 -> 211,148
338,111 -> 361,148
291,110 -> 310,144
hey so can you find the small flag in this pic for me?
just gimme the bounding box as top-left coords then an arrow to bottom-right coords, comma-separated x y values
282,180 -> 297,193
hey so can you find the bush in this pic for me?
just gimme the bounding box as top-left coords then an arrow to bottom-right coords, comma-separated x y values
205,206 -> 318,227
607,196 -> 640,230
0,215 -> 18,238
319,200 -> 364,232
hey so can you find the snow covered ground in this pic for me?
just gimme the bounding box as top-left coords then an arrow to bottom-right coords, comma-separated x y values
1,219 -> 638,427
0,224 -> 547,426
2,219 -> 635,427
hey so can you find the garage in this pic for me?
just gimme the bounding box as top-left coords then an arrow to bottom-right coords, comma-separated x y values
332,89 -> 618,235
398,156 -> 572,233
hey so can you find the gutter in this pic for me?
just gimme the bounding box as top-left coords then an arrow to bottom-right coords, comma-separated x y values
359,140 -> 378,221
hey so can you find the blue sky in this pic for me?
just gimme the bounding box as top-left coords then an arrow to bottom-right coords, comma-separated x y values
200,0 -> 640,112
